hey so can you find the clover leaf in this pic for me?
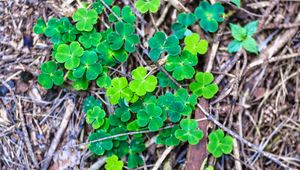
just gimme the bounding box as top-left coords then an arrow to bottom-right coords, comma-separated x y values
108,22 -> 139,53
158,93 -> 184,123
72,78 -> 89,91
83,96 -> 102,112
107,77 -> 133,104
231,0 -> 241,8
44,18 -> 62,43
97,42 -> 128,65
88,130 -> 113,155
96,73 -> 112,88
184,33 -> 208,55
156,71 -> 178,89
59,17 -> 79,43
79,30 -> 102,48
148,31 -> 181,61
55,41 -> 84,70
73,51 -> 102,80
137,103 -> 163,131
174,88 -> 198,116
114,99 -> 132,122
86,106 -> 106,129
195,1 -> 224,33
127,137 -> 145,168
189,72 -> 219,99
33,18 -> 47,34
228,21 -> 259,54
156,125 -> 180,146
38,61 -> 64,89
129,67 -> 157,96
175,119 -> 204,145
72,8 -> 98,32
109,6 -> 136,24
135,0 -> 160,14
93,0 -> 114,14
171,13 -> 196,39
207,129 -> 234,158
105,155 -> 123,170
165,50 -> 197,81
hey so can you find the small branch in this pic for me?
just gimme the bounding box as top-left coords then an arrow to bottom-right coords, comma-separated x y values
152,146 -> 174,170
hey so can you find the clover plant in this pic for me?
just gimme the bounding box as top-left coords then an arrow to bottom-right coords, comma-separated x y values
93,0 -> 114,14
175,119 -> 204,145
72,8 -> 98,32
171,13 -> 196,39
106,77 -> 132,104
228,21 -> 259,54
207,129 -> 234,158
184,33 -> 208,55
105,155 -> 123,170
129,67 -> 157,96
86,106 -> 106,129
109,6 -> 136,24
37,61 -> 64,89
189,72 -> 219,99
135,0 -> 160,14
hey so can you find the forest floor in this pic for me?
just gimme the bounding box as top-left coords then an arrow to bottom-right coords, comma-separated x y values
0,0 -> 300,170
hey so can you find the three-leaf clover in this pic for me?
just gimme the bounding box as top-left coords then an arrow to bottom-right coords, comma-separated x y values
129,67 -> 157,96
189,72 -> 219,99
158,93 -> 184,123
38,61 -> 64,89
105,155 -> 123,170
33,18 -> 46,34
55,41 -> 84,70
171,13 -> 196,39
79,30 -> 102,48
44,18 -> 62,43
108,21 -> 140,53
60,18 -> 79,43
175,119 -> 204,145
148,31 -> 181,61
228,21 -> 259,54
86,106 -> 106,129
109,6 -> 136,24
93,0 -> 114,14
106,77 -> 133,104
72,78 -> 89,91
96,73 -> 112,88
72,8 -> 98,32
156,125 -> 180,146
135,0 -> 160,14
83,96 -> 102,112
174,88 -> 198,116
97,42 -> 129,65
156,71 -> 178,89
137,103 -> 164,131
128,137 -> 145,168
165,50 -> 197,81
184,33 -> 208,55
207,129 -> 234,158
88,130 -> 113,155
73,51 -> 103,80
195,1 -> 224,33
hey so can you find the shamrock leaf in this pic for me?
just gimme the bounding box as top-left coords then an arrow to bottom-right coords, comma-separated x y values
97,42 -> 128,65
79,30 -> 102,48
135,0 -> 160,14
72,8 -> 98,32
88,130 -> 113,155
195,1 -> 224,33
44,18 -> 62,43
137,103 -> 163,131
189,72 -> 219,99
105,155 -> 123,170
165,50 -> 197,81
128,154 -> 144,169
175,119 -> 204,145
231,0 -> 241,8
86,106 -> 106,129
129,67 -> 157,96
38,61 -> 64,89
228,21 -> 259,54
60,18 -> 79,43
33,18 -> 46,34
184,33 -> 208,55
174,88 -> 198,116
83,96 -> 102,112
73,51 -> 102,80
156,125 -> 180,146
108,22 -> 139,52
171,13 -> 196,39
72,78 -> 89,90
148,31 -> 181,61
109,6 -> 136,24
156,71 -> 178,89
93,0 -> 114,14
158,93 -> 184,123
96,73 -> 112,88
207,129 -> 234,158
115,99 -> 132,122
55,41 -> 84,70
127,137 -> 145,168
107,77 -> 133,104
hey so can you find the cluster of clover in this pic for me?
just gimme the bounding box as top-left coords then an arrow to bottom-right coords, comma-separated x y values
34,0 -> 258,169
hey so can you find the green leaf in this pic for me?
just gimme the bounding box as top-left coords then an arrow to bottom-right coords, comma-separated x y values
88,130 -> 113,155
175,119 -> 204,145
184,33 -> 208,55
96,74 -> 112,88
59,17 -> 79,43
229,23 -> 247,41
72,78 -> 89,90
55,41 -> 84,70
242,36 -> 258,54
171,13 -> 196,39
158,93 -> 184,123
189,72 -> 219,99
73,51 -> 103,80
79,30 -> 102,48
156,71 -> 178,89
115,99 -> 132,122
83,96 -> 102,112
174,88 -> 198,116
135,0 -> 160,14
137,104 -> 163,131
178,13 -> 197,27
105,155 -> 123,170
230,0 -> 241,8
72,8 -> 98,32
228,40 -> 242,53
93,0 -> 114,14
148,32 -> 181,61
245,20 -> 258,37
195,1 -> 224,33
109,6 -> 136,24
86,106 -> 106,129
107,77 -> 133,104
165,51 -> 197,81
129,67 -> 157,96
38,61 -> 64,89
44,18 -> 62,43
128,154 -> 144,168
97,42 -> 129,65
156,125 -> 180,146
207,129 -> 234,158
33,18 -> 46,34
